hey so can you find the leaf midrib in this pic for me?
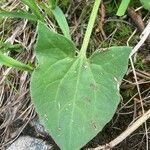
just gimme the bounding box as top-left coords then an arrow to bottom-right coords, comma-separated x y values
68,57 -> 84,149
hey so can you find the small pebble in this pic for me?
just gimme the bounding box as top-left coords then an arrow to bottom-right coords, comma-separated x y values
7,136 -> 52,150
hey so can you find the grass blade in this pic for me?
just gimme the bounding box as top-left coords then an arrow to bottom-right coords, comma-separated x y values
52,6 -> 71,40
0,52 -> 33,71
117,0 -> 131,16
0,10 -> 38,21
0,41 -> 22,53
21,0 -> 43,21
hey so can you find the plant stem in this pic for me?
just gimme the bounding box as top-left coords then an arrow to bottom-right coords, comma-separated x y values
80,0 -> 101,57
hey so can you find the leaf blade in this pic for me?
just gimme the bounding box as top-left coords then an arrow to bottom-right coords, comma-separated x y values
90,46 -> 132,80
140,0 -> 150,10
116,0 -> 131,16
0,10 -> 38,21
31,22 -> 131,150
36,22 -> 75,61
52,6 -> 71,40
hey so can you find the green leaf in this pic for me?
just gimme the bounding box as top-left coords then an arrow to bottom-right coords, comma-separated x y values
0,10 -> 38,21
140,0 -> 150,10
117,0 -> 131,16
52,6 -> 71,40
31,22 -> 131,150
21,0 -> 43,21
0,51 -> 33,71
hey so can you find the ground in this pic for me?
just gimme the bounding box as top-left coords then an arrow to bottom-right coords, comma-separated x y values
0,0 -> 150,149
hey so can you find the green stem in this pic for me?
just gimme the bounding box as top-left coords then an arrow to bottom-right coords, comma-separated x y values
80,0 -> 101,57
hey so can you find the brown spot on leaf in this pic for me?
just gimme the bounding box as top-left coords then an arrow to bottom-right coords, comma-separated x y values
91,121 -> 97,130
100,48 -> 109,52
84,96 -> 91,103
58,127 -> 61,131
90,83 -> 98,91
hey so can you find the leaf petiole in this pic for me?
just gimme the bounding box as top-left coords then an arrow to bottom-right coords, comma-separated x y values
80,0 -> 101,57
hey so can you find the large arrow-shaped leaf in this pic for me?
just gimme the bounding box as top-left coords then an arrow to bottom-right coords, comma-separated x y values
31,22 -> 131,150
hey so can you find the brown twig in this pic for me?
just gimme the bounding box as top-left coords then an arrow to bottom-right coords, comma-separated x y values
127,7 -> 150,49
96,3 -> 107,39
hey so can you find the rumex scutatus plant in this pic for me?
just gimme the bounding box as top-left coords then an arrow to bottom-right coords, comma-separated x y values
0,0 -> 131,149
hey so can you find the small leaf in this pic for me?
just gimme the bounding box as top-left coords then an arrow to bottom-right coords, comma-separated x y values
0,51 -> 33,71
140,0 -> 150,10
31,22 -> 131,150
0,10 -> 38,21
52,6 -> 71,40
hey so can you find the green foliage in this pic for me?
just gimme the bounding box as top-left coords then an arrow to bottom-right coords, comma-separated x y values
0,51 -> 33,71
59,0 -> 70,7
114,23 -> 133,44
0,0 -> 6,6
0,10 -> 38,21
135,55 -> 146,70
21,0 -> 43,21
0,0 -> 42,21
116,0 -> 150,16
0,41 -> 22,53
118,24 -> 132,37
0,41 -> 33,71
0,0 -> 71,39
52,6 -> 71,39
126,89 -> 135,97
102,22 -> 133,48
106,1 -> 118,14
130,0 -> 141,7
31,22 -> 131,150
140,0 -> 150,10
117,0 -> 131,16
